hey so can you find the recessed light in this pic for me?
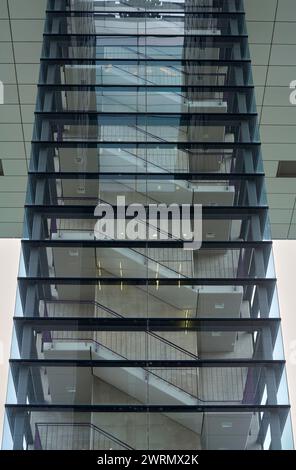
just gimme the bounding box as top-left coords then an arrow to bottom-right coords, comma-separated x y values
69,250 -> 79,257
215,303 -> 224,309
221,422 -> 233,428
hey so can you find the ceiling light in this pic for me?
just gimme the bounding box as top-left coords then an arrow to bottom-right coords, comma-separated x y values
221,422 -> 232,429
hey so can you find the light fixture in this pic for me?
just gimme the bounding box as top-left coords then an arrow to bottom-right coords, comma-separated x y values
221,422 -> 233,429
69,250 -> 79,257
215,303 -> 224,309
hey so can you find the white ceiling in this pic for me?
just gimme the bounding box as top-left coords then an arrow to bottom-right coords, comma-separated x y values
0,0 -> 295,238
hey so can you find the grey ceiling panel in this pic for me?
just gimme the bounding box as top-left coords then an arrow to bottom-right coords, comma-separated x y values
246,0 -> 296,238
0,0 -> 296,238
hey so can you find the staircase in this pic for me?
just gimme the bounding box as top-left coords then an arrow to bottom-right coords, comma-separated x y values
42,299 -> 246,406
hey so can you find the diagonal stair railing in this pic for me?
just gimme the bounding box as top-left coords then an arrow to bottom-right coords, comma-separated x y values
34,422 -> 134,450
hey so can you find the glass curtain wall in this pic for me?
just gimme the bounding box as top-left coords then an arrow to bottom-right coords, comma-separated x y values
2,0 -> 293,451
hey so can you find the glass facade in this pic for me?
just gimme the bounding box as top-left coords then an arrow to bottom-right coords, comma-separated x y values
2,0 -> 293,451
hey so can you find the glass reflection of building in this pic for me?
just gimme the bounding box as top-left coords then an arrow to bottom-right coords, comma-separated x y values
3,0 -> 293,451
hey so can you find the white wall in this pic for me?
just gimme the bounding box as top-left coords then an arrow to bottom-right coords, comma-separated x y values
0,239 -> 20,443
273,241 -> 296,445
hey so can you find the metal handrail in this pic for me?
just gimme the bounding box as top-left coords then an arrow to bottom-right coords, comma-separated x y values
51,334 -> 201,399
43,295 -> 246,402
48,334 -> 244,403
121,147 -> 172,173
45,298 -> 123,318
128,123 -> 169,144
44,299 -> 198,358
50,332 -> 199,361
128,245 -> 190,277
35,422 -> 134,450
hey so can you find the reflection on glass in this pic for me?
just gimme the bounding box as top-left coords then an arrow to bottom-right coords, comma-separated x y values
4,0 -> 292,452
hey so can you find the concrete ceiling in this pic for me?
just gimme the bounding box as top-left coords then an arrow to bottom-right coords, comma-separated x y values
0,0 -> 296,239
0,0 -> 46,237
245,0 -> 296,239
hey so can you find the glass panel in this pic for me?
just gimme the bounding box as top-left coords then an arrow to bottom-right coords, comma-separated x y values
40,62 -> 252,86
29,143 -> 261,173
34,114 -> 259,143
7,362 -> 288,406
42,35 -> 249,61
3,0 -> 292,453
38,87 -> 256,114
16,280 -> 278,319
47,0 -> 244,14
3,409 -> 291,450
27,176 -> 264,208
45,13 -> 246,36
12,325 -> 284,361
20,245 -> 273,279
30,143 -> 263,174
